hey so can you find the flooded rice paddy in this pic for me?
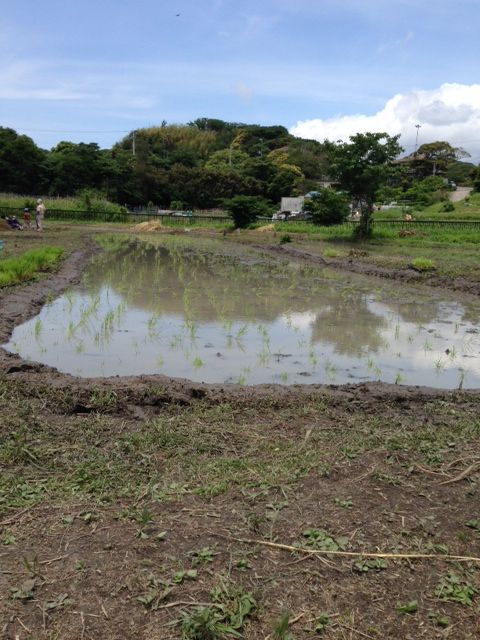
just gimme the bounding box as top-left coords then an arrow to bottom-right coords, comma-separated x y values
4,235 -> 480,388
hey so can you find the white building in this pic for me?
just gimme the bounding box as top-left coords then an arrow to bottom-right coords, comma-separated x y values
280,196 -> 304,213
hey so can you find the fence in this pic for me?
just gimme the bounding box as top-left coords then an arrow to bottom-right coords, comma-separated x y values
345,219 -> 480,230
2,206 -> 480,230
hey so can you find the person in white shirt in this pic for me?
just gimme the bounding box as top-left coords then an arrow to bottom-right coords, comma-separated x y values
36,199 -> 46,231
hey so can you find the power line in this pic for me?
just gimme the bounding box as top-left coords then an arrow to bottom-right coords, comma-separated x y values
13,127 -> 129,134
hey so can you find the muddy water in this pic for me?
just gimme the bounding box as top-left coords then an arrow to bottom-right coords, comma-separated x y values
4,236 -> 480,388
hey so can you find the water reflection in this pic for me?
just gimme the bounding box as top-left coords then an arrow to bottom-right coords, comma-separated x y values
3,235 -> 480,388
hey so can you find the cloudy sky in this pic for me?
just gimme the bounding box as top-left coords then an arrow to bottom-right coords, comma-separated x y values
1,0 -> 479,161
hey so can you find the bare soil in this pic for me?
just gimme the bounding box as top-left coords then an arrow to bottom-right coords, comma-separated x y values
1,227 -> 479,639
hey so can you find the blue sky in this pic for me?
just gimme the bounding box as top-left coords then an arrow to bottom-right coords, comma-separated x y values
2,0 -> 480,161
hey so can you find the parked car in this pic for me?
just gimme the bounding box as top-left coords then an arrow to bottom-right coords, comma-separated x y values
379,202 -> 399,210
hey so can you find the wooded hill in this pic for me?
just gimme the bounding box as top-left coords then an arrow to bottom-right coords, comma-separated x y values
0,120 -> 476,210
0,120 -> 327,209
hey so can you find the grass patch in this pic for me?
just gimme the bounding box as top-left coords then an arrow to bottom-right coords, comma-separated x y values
0,246 -> 64,286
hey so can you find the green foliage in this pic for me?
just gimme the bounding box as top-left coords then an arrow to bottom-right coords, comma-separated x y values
411,257 -> 435,271
297,528 -> 348,553
435,571 -> 477,606
445,160 -> 475,186
396,600 -> 418,614
404,175 -> 446,207
416,141 -> 471,178
223,195 -> 272,228
304,188 -> 350,226
171,582 -> 257,639
273,607 -> 293,639
325,132 -> 404,237
279,234 -> 292,245
46,142 -> 108,197
0,127 -> 47,193
0,247 -> 64,287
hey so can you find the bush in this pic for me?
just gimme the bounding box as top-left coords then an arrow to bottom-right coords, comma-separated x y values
222,195 -> 272,229
304,188 -> 350,226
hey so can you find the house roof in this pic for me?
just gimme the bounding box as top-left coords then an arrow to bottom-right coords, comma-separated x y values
392,153 -> 426,165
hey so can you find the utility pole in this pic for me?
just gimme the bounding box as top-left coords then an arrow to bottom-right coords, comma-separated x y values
414,124 -> 421,154
132,131 -> 136,156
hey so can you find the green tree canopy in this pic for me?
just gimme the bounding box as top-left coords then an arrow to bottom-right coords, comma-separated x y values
46,142 -> 107,196
304,188 -> 350,226
0,127 -> 47,193
222,195 -> 272,228
326,132 -> 403,237
416,141 -> 470,177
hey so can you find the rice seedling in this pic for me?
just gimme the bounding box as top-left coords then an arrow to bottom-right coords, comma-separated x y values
434,358 -> 447,375
447,345 -> 457,360
235,324 -> 248,340
101,310 -> 115,336
323,248 -> 339,258
131,338 -> 140,355
257,350 -> 271,367
412,257 -> 435,271
461,333 -> 478,354
147,314 -> 161,340
34,318 -> 42,339
185,320 -> 199,341
64,289 -> 76,311
422,340 -> 433,353
324,358 -> 337,374
192,357 -> 204,369
169,334 -> 183,349
380,338 -> 390,351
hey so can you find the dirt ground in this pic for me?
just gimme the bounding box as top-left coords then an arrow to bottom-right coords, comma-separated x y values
1,227 -> 479,639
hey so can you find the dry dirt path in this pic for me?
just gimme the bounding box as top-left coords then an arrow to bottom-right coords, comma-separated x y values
449,186 -> 472,202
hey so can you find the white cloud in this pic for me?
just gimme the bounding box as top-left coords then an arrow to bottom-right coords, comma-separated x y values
290,83 -> 480,159
234,83 -> 253,100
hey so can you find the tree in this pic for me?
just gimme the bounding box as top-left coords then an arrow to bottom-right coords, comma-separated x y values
416,141 -> 470,178
470,165 -> 480,193
46,142 -> 105,196
445,160 -> 475,186
0,127 -> 47,193
326,132 -> 403,237
222,195 -> 272,229
304,188 -> 350,226
404,175 -> 446,208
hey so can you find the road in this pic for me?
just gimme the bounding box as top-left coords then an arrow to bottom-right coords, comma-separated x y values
449,186 -> 472,202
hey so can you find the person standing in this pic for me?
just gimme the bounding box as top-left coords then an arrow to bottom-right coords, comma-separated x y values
36,199 -> 46,231
23,208 -> 31,229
